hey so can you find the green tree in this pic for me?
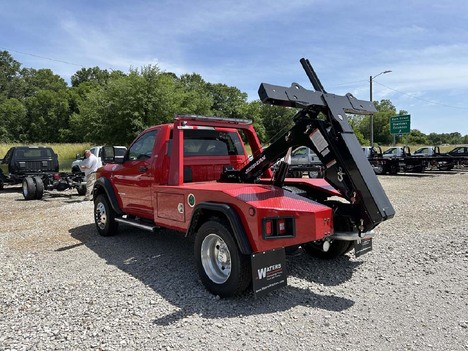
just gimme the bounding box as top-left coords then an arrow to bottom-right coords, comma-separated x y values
372,100 -> 399,145
356,99 -> 409,145
71,67 -> 111,87
177,73 -> 212,115
16,68 -> 71,142
0,51 -> 25,101
24,90 -> 70,142
447,132 -> 463,145
76,65 -> 189,144
239,100 -> 266,144
258,104 -> 297,143
348,115 -> 369,145
22,68 -> 67,94
407,129 -> 429,145
427,132 -> 443,145
206,83 -> 248,119
0,98 -> 27,142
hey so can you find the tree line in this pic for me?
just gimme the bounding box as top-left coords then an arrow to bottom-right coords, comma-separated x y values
1,50 -> 467,147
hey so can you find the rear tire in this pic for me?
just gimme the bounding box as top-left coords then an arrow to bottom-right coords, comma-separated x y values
33,176 -> 44,200
194,219 -> 251,297
94,194 -> 119,236
22,177 -> 36,200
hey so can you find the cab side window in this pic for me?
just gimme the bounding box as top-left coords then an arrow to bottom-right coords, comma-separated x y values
128,130 -> 157,160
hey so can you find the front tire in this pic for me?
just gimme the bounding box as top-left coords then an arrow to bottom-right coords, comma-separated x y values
22,177 -> 36,200
94,194 -> 119,236
194,219 -> 251,297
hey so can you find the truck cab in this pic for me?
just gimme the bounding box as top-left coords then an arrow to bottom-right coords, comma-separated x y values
382,146 -> 409,158
101,122 -> 249,220
412,146 -> 438,157
447,146 -> 468,166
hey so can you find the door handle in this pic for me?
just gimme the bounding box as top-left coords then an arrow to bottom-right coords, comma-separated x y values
139,166 -> 148,172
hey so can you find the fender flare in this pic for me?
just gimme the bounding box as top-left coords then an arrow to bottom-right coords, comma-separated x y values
93,177 -> 123,215
189,202 -> 252,255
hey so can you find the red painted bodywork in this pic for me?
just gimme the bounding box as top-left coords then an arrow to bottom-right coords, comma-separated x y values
97,116 -> 340,253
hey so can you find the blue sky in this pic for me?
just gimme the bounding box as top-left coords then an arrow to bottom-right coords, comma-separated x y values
2,0 -> 468,135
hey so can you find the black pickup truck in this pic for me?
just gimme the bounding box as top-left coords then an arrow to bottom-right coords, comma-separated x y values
0,146 -> 58,186
0,146 -> 86,199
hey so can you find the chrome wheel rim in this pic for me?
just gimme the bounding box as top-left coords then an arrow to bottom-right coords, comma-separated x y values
95,202 -> 107,230
200,234 -> 231,284
22,182 -> 28,197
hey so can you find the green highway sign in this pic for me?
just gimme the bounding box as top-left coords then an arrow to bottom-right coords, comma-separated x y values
390,114 -> 411,134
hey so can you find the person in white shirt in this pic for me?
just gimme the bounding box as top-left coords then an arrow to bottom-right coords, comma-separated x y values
80,150 -> 99,201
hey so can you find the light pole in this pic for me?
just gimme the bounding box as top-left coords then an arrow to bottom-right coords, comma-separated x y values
370,70 -> 391,147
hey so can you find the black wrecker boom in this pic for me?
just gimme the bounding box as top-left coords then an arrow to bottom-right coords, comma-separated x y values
225,58 -> 395,233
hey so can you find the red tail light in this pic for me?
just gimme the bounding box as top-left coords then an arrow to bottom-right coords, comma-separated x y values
265,220 -> 273,236
262,217 -> 295,239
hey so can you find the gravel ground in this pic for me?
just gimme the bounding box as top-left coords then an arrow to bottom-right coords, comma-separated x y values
1,172 -> 467,351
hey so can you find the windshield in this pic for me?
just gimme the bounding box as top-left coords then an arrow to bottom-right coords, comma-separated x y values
182,129 -> 245,156
16,147 -> 54,159
383,148 -> 397,155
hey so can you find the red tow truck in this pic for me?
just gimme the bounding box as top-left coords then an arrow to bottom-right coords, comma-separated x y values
93,59 -> 395,297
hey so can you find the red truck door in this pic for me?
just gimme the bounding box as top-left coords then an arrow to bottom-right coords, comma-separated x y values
112,129 -> 158,218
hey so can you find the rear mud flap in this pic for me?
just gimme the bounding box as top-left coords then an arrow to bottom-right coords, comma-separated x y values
251,248 -> 287,298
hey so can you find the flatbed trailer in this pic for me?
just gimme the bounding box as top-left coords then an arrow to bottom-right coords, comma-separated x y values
363,146 -> 468,174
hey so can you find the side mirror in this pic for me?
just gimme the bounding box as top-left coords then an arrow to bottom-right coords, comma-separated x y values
75,153 -> 82,160
114,146 -> 127,163
102,146 -> 126,164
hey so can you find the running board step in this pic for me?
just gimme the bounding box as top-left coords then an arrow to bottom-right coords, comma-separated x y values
115,217 -> 158,232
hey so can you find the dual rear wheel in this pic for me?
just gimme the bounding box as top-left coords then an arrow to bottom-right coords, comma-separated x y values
22,176 -> 44,200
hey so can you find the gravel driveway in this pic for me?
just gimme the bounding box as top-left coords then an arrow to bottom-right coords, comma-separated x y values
1,172 -> 467,351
